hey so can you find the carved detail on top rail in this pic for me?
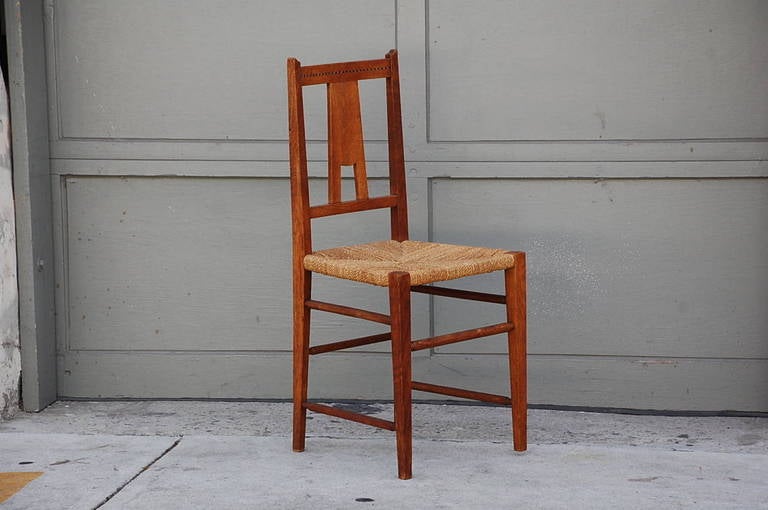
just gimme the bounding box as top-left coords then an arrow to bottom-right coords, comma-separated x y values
300,65 -> 390,79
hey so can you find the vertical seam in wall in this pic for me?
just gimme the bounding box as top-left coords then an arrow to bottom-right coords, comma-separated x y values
46,0 -> 63,143
58,175 -> 70,354
393,0 -> 399,50
424,0 -> 431,144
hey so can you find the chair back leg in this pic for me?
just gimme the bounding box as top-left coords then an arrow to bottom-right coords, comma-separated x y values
292,269 -> 312,452
505,254 -> 527,451
389,271 -> 413,479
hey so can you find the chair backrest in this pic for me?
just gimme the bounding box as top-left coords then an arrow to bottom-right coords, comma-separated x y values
287,49 -> 409,259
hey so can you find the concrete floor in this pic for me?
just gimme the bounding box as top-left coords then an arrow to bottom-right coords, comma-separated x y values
1,401 -> 766,509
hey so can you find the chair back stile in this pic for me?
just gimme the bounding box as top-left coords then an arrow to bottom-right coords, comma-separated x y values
384,50 -> 409,242
287,57 -> 313,260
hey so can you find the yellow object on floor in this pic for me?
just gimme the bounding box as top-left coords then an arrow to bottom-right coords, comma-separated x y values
0,472 -> 43,503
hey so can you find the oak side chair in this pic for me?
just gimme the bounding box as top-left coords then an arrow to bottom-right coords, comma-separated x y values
287,49 -> 527,480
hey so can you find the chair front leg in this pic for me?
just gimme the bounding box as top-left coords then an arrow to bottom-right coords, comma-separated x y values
292,269 -> 312,452
389,271 -> 413,480
505,254 -> 527,451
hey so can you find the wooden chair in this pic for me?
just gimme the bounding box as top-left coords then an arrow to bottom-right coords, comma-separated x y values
287,49 -> 527,480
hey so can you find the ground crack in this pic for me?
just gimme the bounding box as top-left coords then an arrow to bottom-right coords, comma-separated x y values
93,436 -> 183,509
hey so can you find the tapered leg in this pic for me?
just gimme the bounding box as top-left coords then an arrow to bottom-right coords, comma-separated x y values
292,269 -> 312,452
389,271 -> 412,479
505,254 -> 527,451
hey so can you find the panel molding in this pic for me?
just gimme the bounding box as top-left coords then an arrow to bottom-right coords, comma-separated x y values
429,176 -> 768,360
50,159 -> 768,179
57,350 -> 768,411
423,0 -> 768,144
44,1 -> 768,162
39,1 -> 768,410
45,0 -> 398,147
51,172 -> 430,354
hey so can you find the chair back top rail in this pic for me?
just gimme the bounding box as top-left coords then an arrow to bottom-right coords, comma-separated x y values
298,58 -> 391,85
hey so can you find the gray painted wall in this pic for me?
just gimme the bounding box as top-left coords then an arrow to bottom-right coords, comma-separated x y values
23,0 -> 768,410
6,0 -> 57,412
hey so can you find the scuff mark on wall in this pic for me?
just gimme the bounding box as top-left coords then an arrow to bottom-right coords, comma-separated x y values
593,107 -> 607,131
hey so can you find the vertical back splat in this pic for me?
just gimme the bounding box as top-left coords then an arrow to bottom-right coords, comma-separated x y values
327,80 -> 368,203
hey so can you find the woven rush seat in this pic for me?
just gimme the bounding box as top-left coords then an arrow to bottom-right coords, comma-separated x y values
304,239 -> 517,287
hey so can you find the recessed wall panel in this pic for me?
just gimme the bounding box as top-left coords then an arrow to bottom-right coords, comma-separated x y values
428,0 -> 768,141
63,176 -> 392,352
53,0 -> 395,140
431,177 -> 768,357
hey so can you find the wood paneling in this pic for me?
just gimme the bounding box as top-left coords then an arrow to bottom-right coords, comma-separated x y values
57,350 -> 768,411
59,176 -> 421,352
428,0 -> 768,141
431,178 -> 768,359
40,1 -> 768,410
52,0 -> 394,141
